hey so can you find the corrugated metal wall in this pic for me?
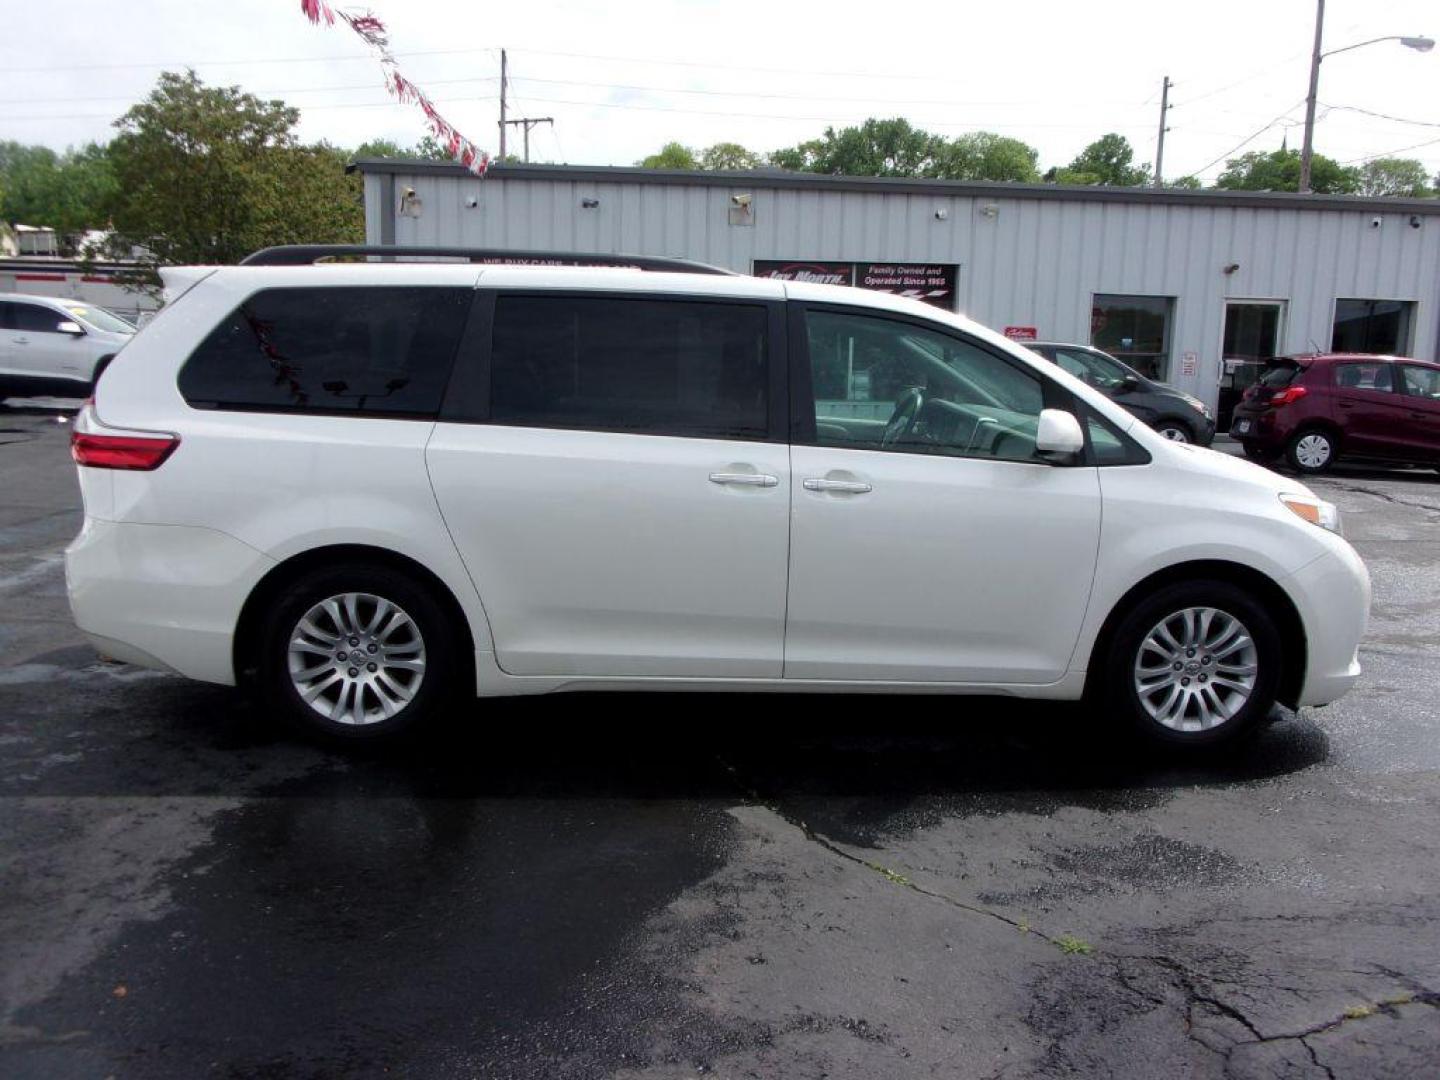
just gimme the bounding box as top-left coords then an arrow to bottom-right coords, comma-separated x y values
364,170 -> 1440,409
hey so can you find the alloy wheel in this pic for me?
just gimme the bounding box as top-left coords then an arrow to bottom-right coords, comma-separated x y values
1132,606 -> 1258,733
286,592 -> 426,726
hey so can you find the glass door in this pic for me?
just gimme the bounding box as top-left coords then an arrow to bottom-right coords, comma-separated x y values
1219,301 -> 1284,430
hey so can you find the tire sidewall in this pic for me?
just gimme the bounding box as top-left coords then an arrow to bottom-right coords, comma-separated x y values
1155,420 -> 1192,443
1105,580 -> 1282,749
258,564 -> 456,742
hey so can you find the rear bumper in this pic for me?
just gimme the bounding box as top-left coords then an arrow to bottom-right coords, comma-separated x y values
65,518 -> 275,685
1286,541 -> 1371,707
1229,406 -> 1290,447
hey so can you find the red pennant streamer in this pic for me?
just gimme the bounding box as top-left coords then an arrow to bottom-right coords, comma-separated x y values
301,2 -> 491,176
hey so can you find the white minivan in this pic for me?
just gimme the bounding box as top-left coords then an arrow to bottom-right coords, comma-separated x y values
65,246 -> 1370,748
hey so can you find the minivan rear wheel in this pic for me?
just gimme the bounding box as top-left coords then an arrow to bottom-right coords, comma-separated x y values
1287,429 -> 1337,474
1100,580 -> 1281,749
258,563 -> 457,741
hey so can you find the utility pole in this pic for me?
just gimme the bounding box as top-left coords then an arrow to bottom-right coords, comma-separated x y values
501,116 -> 554,163
1153,75 -> 1171,187
1299,0 -> 1325,194
498,48 -> 508,161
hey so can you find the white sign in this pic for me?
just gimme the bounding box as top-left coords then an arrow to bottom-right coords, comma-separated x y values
1180,351 -> 1197,377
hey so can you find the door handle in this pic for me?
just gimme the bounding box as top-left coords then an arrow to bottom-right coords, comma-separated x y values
1338,401 -> 1354,408
803,478 -> 873,494
12,336 -> 28,345
709,471 -> 778,488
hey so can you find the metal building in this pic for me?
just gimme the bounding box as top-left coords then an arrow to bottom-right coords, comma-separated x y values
355,158 -> 1440,416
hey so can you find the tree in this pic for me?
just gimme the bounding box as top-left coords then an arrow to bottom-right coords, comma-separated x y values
105,71 -> 362,275
1047,134 -> 1150,186
931,131 -> 1039,183
771,118 -> 940,177
638,141 -> 699,169
0,141 -> 116,239
1214,147 -> 1358,194
698,142 -> 762,171
1166,175 -> 1204,190
1357,157 -> 1432,198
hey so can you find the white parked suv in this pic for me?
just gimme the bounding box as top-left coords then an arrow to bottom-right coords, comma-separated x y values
0,292 -> 135,397
66,246 -> 1370,748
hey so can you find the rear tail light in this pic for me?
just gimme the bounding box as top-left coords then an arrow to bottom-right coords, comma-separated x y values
1268,386 -> 1308,406
71,430 -> 179,470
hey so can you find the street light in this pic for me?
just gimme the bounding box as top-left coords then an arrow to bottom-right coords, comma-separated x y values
1298,0 -> 1434,193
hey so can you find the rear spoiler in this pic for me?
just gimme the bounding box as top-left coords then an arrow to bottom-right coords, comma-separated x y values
157,266 -> 220,306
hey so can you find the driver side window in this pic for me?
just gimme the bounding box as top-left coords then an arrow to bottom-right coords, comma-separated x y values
804,308 -> 1044,463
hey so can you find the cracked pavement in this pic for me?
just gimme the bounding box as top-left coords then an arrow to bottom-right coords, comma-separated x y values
2,403 -> 1438,1078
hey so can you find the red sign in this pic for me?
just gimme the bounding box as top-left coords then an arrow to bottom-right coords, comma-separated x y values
1003,326 -> 1038,341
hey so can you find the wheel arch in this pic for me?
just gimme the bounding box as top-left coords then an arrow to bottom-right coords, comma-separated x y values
1084,559 -> 1307,709
232,543 -> 477,688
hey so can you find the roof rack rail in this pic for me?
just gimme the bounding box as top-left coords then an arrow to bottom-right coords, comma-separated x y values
239,244 -> 736,275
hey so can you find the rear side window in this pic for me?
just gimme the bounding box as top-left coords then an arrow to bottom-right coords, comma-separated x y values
1333,362 -> 1395,393
179,287 -> 472,418
489,295 -> 769,440
1260,363 -> 1301,388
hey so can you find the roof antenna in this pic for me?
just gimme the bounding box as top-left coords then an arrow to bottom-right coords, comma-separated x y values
1307,338 -> 1322,355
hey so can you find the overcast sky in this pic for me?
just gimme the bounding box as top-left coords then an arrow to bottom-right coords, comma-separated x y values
6,0 -> 1439,182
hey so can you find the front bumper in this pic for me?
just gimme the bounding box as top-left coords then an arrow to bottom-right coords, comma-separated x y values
1286,541 -> 1371,707
65,518 -> 275,685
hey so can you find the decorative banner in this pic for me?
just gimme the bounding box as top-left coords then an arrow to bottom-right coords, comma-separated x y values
299,1 -> 490,176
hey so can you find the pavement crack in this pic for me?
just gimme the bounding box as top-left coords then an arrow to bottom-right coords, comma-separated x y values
1327,483 -> 1440,515
714,754 -> 1058,944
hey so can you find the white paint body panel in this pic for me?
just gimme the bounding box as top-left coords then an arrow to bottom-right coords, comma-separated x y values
64,263 -> 1370,712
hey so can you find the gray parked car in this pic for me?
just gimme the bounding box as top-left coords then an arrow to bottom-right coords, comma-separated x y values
0,293 -> 135,399
1026,342 -> 1216,445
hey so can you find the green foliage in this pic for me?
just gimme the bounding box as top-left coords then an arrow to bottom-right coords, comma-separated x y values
932,131 -> 1040,183
638,141 -> 699,169
1214,147 -> 1358,194
1055,934 -> 1094,956
776,117 -> 940,177
699,141 -> 763,171
105,71 -> 362,274
1047,134 -> 1150,186
1166,175 -> 1203,190
0,140 -> 116,235
1356,157 -> 1433,198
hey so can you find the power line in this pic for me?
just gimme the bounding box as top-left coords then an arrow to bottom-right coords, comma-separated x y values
6,46 -> 499,74
1320,103 -> 1440,129
1340,135 -> 1440,165
0,76 -> 501,107
1185,100 -> 1307,177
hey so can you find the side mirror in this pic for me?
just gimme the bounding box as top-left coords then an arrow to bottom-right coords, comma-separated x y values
56,320 -> 85,336
1117,374 -> 1140,393
1035,408 -> 1085,463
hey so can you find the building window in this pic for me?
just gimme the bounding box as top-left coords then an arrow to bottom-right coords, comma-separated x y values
1331,299 -> 1414,355
1091,295 -> 1174,380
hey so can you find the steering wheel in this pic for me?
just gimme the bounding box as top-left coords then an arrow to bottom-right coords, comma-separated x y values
881,387 -> 925,446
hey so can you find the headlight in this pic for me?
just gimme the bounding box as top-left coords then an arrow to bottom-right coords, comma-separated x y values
1280,493 -> 1342,535
1180,392 -> 1211,418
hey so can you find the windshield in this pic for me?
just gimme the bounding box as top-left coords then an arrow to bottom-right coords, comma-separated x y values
1054,347 -> 1132,389
59,302 -> 135,335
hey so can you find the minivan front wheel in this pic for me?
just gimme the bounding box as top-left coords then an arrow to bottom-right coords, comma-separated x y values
258,563 -> 456,741
1154,420 -> 1193,443
1101,580 -> 1281,748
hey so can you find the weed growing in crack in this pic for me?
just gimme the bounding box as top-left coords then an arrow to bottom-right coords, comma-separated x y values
1055,935 -> 1094,956
864,861 -> 913,887
1343,1004 -> 1376,1020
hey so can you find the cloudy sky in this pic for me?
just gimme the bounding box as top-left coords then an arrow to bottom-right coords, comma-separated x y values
6,0 -> 1439,182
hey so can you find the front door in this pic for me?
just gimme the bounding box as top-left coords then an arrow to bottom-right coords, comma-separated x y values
427,289 -> 792,678
1219,301 -> 1284,430
1397,364 -> 1440,463
1330,359 -> 1411,459
784,305 -> 1102,684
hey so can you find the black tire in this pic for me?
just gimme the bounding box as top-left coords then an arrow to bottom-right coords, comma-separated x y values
1286,427 -> 1338,474
1098,579 -> 1282,750
1241,443 -> 1277,463
256,561 -> 459,742
1153,419 -> 1193,444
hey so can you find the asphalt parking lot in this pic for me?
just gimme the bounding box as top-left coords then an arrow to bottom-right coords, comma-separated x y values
2,402 -> 1439,1079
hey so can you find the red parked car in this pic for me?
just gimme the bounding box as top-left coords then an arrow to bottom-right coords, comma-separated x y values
1230,354 -> 1440,474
